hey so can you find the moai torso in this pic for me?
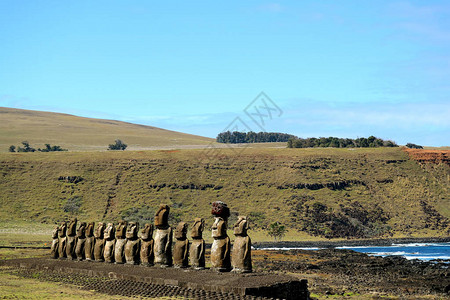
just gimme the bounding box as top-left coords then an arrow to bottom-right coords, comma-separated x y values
84,222 -> 95,261
75,222 -> 87,261
210,201 -> 231,272
66,218 -> 77,260
189,218 -> 205,269
140,223 -> 154,266
154,204 -> 172,267
231,216 -> 252,273
125,222 -> 140,265
57,222 -> 67,259
173,222 -> 189,268
114,220 -> 127,264
93,222 -> 106,262
103,223 -> 116,263
50,226 -> 59,259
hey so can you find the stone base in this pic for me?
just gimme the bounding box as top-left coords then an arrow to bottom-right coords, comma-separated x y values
1,258 -> 309,300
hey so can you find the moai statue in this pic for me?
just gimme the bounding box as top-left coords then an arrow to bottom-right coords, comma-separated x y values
125,222 -> 140,265
173,222 -> 189,268
50,225 -> 59,259
57,221 -> 67,259
140,223 -> 154,266
66,218 -> 77,260
154,204 -> 173,267
210,201 -> 231,272
84,222 -> 95,261
75,222 -> 87,261
93,222 -> 106,262
103,223 -> 116,263
231,216 -> 252,273
190,218 -> 206,270
114,220 -> 127,264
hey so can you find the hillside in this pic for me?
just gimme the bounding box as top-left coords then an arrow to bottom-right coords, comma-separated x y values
0,107 -> 213,151
0,147 -> 448,240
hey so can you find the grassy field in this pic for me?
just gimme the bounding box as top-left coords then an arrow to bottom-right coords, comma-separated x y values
0,107 -> 214,152
0,146 -> 448,241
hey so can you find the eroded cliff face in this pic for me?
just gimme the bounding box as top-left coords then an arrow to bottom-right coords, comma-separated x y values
0,147 -> 448,238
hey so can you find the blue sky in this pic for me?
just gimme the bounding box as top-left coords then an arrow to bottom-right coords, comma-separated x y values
0,1 -> 449,146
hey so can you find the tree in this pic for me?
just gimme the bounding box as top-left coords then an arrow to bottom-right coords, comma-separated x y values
406,143 -> 423,149
267,222 -> 287,241
8,145 -> 16,152
17,141 -> 36,152
108,139 -> 127,150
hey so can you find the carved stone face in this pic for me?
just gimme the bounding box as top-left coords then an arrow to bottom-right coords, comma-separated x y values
115,220 -> 127,239
77,222 -> 87,238
126,222 -> 139,239
52,226 -> 59,239
140,223 -> 154,241
211,201 -> 230,220
67,218 -> 78,236
234,216 -> 248,236
191,218 -> 205,239
94,222 -> 105,239
174,222 -> 187,240
58,222 -> 67,238
211,217 -> 227,238
86,222 -> 95,237
154,204 -> 170,228
104,223 -> 115,240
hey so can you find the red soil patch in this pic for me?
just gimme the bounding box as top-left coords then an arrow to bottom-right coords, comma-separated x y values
403,148 -> 450,165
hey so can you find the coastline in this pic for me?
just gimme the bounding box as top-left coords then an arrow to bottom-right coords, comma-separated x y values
252,236 -> 450,249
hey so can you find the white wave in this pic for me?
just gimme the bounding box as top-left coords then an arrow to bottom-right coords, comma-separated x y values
392,243 -> 450,247
256,247 -> 322,251
371,251 -> 408,256
336,246 -> 379,249
404,255 -> 450,261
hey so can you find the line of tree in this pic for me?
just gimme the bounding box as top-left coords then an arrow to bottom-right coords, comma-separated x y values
9,141 -> 67,152
216,131 -> 297,143
287,136 -> 398,148
405,143 -> 423,149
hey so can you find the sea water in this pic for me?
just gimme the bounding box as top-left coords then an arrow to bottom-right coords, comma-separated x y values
336,242 -> 450,261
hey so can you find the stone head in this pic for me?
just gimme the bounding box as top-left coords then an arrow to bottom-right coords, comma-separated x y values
52,226 -> 59,239
94,222 -> 105,239
67,218 -> 78,237
211,217 -> 227,239
140,223 -> 154,241
104,223 -> 115,240
76,222 -> 87,238
86,222 -> 95,237
174,222 -> 188,240
154,204 -> 170,228
58,222 -> 67,238
234,216 -> 249,236
211,201 -> 230,221
115,220 -> 128,239
191,218 -> 205,239
126,222 -> 139,239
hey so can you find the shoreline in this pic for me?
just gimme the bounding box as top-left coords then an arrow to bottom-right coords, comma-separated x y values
252,236 -> 450,249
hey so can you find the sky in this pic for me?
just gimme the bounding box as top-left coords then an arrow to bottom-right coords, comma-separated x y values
0,1 -> 449,146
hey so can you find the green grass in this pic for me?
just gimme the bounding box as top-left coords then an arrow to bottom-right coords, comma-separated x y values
0,107 -> 213,152
0,147 -> 448,241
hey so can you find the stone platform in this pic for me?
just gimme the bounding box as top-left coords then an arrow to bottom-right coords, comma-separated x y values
1,258 -> 309,300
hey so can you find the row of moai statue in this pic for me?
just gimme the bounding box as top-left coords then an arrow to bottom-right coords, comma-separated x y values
51,202 -> 251,272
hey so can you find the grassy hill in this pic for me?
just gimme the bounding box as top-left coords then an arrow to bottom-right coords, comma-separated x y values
0,107 -> 213,151
0,147 -> 448,241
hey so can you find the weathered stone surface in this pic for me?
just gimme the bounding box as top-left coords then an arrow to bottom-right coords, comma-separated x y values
57,222 -> 67,259
66,218 -> 77,260
103,223 -> 116,263
211,216 -> 231,272
154,204 -> 172,267
93,222 -> 105,262
114,220 -> 127,264
173,222 -> 189,268
84,222 -> 95,261
189,218 -> 205,270
75,222 -> 86,261
125,222 -> 140,265
50,226 -> 59,259
139,223 -> 154,266
232,216 -> 252,273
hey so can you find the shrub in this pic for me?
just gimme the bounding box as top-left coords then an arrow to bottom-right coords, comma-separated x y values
8,145 -> 15,152
108,139 -> 127,150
